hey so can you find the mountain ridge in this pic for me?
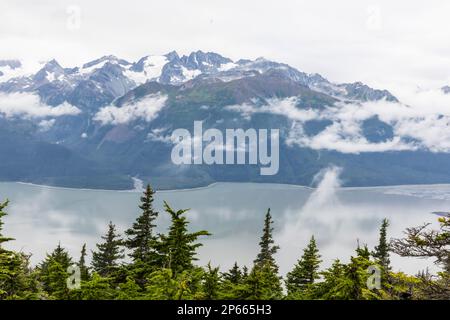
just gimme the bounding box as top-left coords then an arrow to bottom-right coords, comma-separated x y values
0,51 -> 449,190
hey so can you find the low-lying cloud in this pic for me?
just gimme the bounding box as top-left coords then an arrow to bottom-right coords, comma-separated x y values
94,94 -> 168,126
275,166 -> 439,275
0,92 -> 81,119
226,88 -> 450,153
226,97 -> 319,122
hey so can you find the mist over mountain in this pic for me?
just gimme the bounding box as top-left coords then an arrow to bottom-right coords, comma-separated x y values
1,51 -> 450,190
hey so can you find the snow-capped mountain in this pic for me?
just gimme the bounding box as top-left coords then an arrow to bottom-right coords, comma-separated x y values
2,50 -> 448,190
0,51 -> 398,110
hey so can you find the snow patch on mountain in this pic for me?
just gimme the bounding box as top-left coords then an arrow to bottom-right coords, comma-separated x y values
218,62 -> 238,72
181,66 -> 202,81
126,55 -> 168,84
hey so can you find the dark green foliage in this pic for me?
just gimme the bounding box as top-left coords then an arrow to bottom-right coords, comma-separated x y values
202,263 -> 221,300
373,219 -> 391,270
76,273 -> 117,300
0,200 -> 13,246
0,202 -> 43,299
286,236 -> 322,296
239,264 -> 283,300
78,244 -> 90,281
254,209 -> 279,271
91,221 -> 124,277
223,262 -> 242,284
242,209 -> 283,300
38,243 -> 73,298
314,259 -> 345,299
125,185 -> 159,264
159,201 -> 210,276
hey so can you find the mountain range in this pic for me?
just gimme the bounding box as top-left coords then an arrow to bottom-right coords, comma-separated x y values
0,51 -> 449,190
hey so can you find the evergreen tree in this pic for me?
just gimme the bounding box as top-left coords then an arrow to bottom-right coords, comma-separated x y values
285,235 -> 322,296
202,262 -> 221,300
0,200 -> 42,299
146,267 -> 205,300
91,221 -> 124,277
77,273 -> 117,300
356,242 -> 371,260
238,209 -> 283,300
0,200 -> 14,247
254,209 -> 279,271
223,262 -> 242,284
40,243 -> 73,271
239,264 -> 283,300
38,243 -> 73,298
159,201 -> 210,276
242,265 -> 249,279
115,277 -> 142,300
78,244 -> 90,281
333,246 -> 383,300
219,263 -> 245,300
373,219 -> 391,270
125,184 -> 160,264
315,259 -> 345,299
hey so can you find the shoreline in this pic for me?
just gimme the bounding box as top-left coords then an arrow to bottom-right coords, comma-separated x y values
3,180 -> 450,193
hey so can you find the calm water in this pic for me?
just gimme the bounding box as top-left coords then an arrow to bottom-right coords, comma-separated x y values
1,175 -> 448,275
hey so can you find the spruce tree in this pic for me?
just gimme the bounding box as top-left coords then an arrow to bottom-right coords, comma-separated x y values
240,264 -> 283,300
78,244 -> 90,281
241,209 -> 283,300
78,273 -> 117,300
254,209 -> 279,271
223,262 -> 242,284
373,218 -> 391,270
0,200 -> 40,299
125,184 -> 159,263
315,259 -> 345,299
285,235 -> 322,296
356,242 -> 371,260
39,243 -> 73,276
159,201 -> 210,276
38,243 -> 73,298
242,265 -> 249,279
92,221 -> 124,277
334,246 -> 382,300
0,200 -> 14,247
220,263 -> 245,300
202,262 -> 221,300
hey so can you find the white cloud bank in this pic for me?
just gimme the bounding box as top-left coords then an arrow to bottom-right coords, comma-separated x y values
94,94 -> 168,126
226,97 -> 319,122
0,92 -> 81,119
226,88 -> 450,153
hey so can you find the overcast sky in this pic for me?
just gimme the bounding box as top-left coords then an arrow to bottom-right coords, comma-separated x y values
1,0 -> 449,91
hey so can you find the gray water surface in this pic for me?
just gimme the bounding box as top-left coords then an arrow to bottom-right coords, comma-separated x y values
1,180 -> 447,275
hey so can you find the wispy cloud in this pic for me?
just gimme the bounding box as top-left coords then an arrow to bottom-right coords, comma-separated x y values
226,97 -> 319,121
226,88 -> 450,153
0,92 -> 81,119
93,93 -> 168,126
